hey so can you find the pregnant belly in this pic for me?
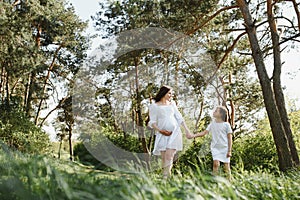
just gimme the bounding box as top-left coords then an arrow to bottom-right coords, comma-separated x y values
161,119 -> 177,132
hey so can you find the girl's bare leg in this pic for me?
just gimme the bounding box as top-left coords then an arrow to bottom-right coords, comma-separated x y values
213,160 -> 220,175
224,163 -> 232,181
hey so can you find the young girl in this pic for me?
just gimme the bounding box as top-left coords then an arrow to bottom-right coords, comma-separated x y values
192,106 -> 233,179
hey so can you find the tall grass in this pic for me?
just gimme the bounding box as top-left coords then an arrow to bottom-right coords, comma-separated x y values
0,147 -> 299,200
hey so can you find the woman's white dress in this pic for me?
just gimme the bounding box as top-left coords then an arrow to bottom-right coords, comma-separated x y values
148,101 -> 184,155
206,121 -> 233,163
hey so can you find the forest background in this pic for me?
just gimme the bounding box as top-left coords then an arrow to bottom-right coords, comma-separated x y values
0,0 -> 300,199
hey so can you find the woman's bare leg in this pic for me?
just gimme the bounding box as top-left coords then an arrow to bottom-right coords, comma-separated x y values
213,160 -> 220,175
160,151 -> 168,178
162,149 -> 176,178
161,151 -> 167,177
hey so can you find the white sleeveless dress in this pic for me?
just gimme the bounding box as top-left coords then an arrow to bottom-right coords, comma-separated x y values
206,121 -> 233,163
148,101 -> 184,155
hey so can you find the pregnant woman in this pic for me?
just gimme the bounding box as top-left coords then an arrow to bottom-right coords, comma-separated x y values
148,85 -> 192,178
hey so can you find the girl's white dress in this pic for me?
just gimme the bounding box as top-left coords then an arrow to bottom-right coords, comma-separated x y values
206,121 -> 233,163
148,101 -> 184,155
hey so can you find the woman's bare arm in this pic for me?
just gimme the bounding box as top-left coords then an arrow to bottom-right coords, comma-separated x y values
151,123 -> 172,136
180,121 -> 193,138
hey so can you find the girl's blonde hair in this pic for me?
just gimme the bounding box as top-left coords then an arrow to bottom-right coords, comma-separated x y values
216,106 -> 228,122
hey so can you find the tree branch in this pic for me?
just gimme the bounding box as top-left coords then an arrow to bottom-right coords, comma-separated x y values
35,44 -> 63,125
160,5 -> 240,51
279,33 -> 300,45
205,31 -> 247,85
255,16 -> 297,31
286,0 -> 300,32
39,96 -> 68,127
186,5 -> 240,35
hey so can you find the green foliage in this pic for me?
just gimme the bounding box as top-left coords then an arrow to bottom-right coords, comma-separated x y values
232,170 -> 300,199
95,0 -> 218,35
74,126 -> 145,170
233,110 -> 300,171
0,0 -> 88,124
0,147 -> 122,199
73,142 -> 99,166
0,148 -> 299,199
0,105 -> 50,154
290,110 -> 300,153
84,125 -> 144,153
174,138 -> 213,174
106,132 -> 144,153
75,110 -> 300,173
233,132 -> 278,171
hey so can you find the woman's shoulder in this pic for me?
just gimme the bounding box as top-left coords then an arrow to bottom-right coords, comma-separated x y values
152,101 -> 174,107
149,102 -> 157,110
150,102 -> 161,108
171,100 -> 177,105
170,101 -> 178,107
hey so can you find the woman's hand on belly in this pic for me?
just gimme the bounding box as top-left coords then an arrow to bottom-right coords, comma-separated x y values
159,130 -> 172,136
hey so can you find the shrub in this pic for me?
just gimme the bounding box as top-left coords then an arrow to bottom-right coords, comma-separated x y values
73,142 -> 104,169
174,137 -> 213,173
73,126 -> 144,170
0,106 -> 50,154
233,132 -> 278,171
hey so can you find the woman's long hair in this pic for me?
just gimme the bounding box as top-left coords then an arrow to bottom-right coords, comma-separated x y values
153,85 -> 172,102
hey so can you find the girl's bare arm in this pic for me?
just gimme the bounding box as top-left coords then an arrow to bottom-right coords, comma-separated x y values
227,133 -> 233,157
193,130 -> 209,138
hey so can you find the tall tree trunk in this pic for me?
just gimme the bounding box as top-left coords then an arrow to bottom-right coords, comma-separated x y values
58,138 -> 63,159
219,76 -> 227,107
134,57 -> 149,155
26,24 -> 42,118
219,74 -> 235,133
174,57 -> 180,99
103,91 -> 119,133
130,81 -> 136,135
68,125 -> 73,161
228,73 -> 235,128
5,70 -> 9,108
267,0 -> 299,166
0,66 -> 4,102
134,56 -> 150,169
163,53 -> 170,85
35,45 -> 62,125
36,25 -> 42,47
237,0 -> 294,171
195,99 -> 204,131
25,72 -> 35,117
23,74 -> 30,110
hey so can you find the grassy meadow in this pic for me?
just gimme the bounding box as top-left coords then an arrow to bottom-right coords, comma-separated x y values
0,146 -> 299,200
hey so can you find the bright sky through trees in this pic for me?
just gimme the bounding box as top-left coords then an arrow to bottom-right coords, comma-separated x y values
69,0 -> 300,108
